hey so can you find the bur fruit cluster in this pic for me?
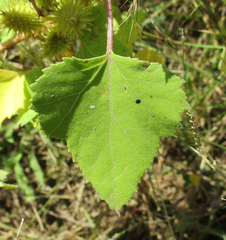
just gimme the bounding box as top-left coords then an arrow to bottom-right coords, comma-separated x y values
0,0 -> 96,59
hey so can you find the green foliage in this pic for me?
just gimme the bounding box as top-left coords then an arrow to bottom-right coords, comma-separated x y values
28,152 -> 44,188
0,68 -> 41,127
114,10 -> 145,56
30,52 -> 189,210
134,47 -> 164,64
0,28 -> 15,43
0,0 -> 189,211
17,68 -> 42,125
0,169 -> 17,189
0,70 -> 25,126
1,1 -> 226,239
0,122 -> 45,200
14,155 -> 34,201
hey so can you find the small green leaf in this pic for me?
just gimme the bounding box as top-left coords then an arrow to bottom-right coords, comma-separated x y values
0,182 -> 18,189
0,167 -> 17,189
29,152 -> 45,187
14,161 -> 34,201
17,68 -> 42,125
0,169 -> 8,181
114,11 -> 145,56
31,52 -> 189,211
17,109 -> 38,126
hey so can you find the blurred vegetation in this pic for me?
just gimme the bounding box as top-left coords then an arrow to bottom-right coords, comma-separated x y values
1,0 -> 226,239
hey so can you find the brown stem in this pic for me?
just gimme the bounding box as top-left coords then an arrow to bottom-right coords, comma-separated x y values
105,0 -> 113,54
29,0 -> 44,17
0,34 -> 26,53
0,32 -> 45,53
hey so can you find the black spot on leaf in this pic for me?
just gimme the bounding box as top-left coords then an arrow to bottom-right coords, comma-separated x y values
136,99 -> 141,104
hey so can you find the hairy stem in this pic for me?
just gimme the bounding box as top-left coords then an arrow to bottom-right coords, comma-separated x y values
105,0 -> 113,54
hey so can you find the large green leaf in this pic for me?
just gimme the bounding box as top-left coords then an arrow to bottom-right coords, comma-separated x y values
31,52 -> 189,211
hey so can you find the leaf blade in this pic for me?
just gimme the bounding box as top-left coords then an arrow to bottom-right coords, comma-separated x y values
0,70 -> 25,126
31,53 -> 189,211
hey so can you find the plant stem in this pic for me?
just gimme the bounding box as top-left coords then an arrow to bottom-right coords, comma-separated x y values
29,0 -> 44,17
0,34 -> 26,53
105,0 -> 113,54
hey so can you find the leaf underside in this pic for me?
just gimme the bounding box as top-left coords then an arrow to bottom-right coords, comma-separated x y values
31,52 -> 189,211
